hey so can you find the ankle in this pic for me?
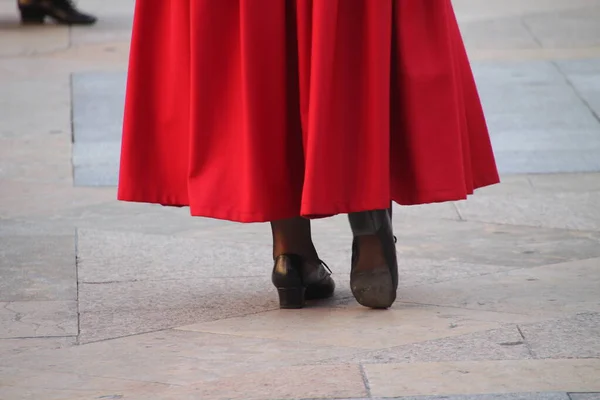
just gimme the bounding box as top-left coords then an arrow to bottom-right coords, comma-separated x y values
273,248 -> 319,262
354,235 -> 387,271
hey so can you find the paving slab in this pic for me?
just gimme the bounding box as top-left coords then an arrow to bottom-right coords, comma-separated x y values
177,305 -> 536,351
1,329 -> 359,385
0,180 -> 116,218
0,136 -> 72,183
555,59 -> 600,75
0,300 -> 77,338
472,60 -> 600,174
451,0 -> 600,23
49,200 -> 226,235
70,14 -> 133,46
400,258 -> 600,318
364,359 -> 600,398
72,71 -> 126,186
189,364 -> 367,400
0,78 -> 71,139
0,23 -> 69,57
457,17 -> 540,50
0,336 -> 76,357
189,213 -> 600,269
523,7 -> 600,48
0,366 -> 170,400
72,72 -> 126,143
317,325 -> 533,365
527,173 -> 600,193
0,234 -> 76,301
76,228 -> 273,282
77,277 -> 280,342
376,393 -> 571,400
569,394 -> 600,400
454,191 -> 600,231
75,226 -> 518,289
519,313 -> 600,359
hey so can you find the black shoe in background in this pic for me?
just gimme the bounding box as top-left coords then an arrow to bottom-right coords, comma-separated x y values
19,0 -> 97,25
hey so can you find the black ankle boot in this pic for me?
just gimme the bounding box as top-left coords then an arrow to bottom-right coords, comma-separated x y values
272,254 -> 335,309
348,209 -> 398,309
18,0 -> 97,25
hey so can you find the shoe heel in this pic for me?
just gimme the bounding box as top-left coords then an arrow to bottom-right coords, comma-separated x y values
277,287 -> 306,309
348,209 -> 399,309
20,7 -> 46,24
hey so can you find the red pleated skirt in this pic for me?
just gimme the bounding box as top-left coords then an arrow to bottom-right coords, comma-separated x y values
118,0 -> 499,223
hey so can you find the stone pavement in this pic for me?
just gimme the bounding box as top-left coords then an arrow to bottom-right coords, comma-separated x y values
1,0 -> 600,399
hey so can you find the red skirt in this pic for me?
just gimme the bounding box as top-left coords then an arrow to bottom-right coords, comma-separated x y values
118,0 -> 499,223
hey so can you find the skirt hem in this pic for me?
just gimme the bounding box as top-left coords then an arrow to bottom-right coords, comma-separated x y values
117,177 -> 499,223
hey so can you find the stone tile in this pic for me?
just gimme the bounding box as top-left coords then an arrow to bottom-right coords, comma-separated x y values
177,305 -> 536,350
78,276 -> 282,342
0,180 -> 116,218
481,85 -> 588,117
0,44 -> 129,82
0,336 -> 76,357
466,61 -> 600,175
72,72 -> 126,143
377,393 -> 570,400
459,17 -> 540,50
76,228 -> 272,282
0,218 -> 76,237
0,301 -> 77,338
0,78 -> 71,139
485,110 -> 599,133
70,15 -> 133,46
568,74 -> 600,117
472,61 -> 565,85
0,366 -> 169,400
394,220 -> 600,268
364,359 -> 600,398
524,7 -> 600,48
452,0 -> 600,24
191,213 -> 600,270
379,394 -> 570,400
519,313 -> 600,359
318,325 -> 533,365
0,234 -> 76,301
0,24 -> 69,57
2,329 -> 358,385
71,71 -> 126,187
54,201 -> 225,235
73,142 -> 121,186
189,364 -> 367,400
492,149 -> 600,175
568,74 -> 600,92
491,129 -> 600,153
0,136 -> 72,183
74,0 -> 137,14
400,258 -> 600,317
76,226 -> 520,292
455,192 -> 600,231
556,59 -> 600,75
569,394 -> 600,400
528,173 -> 600,193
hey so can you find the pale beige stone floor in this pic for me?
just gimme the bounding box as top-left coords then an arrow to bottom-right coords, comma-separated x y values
1,1 -> 600,399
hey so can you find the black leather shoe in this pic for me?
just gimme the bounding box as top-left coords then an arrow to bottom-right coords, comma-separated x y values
19,0 -> 97,25
272,254 -> 335,309
348,209 -> 398,309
